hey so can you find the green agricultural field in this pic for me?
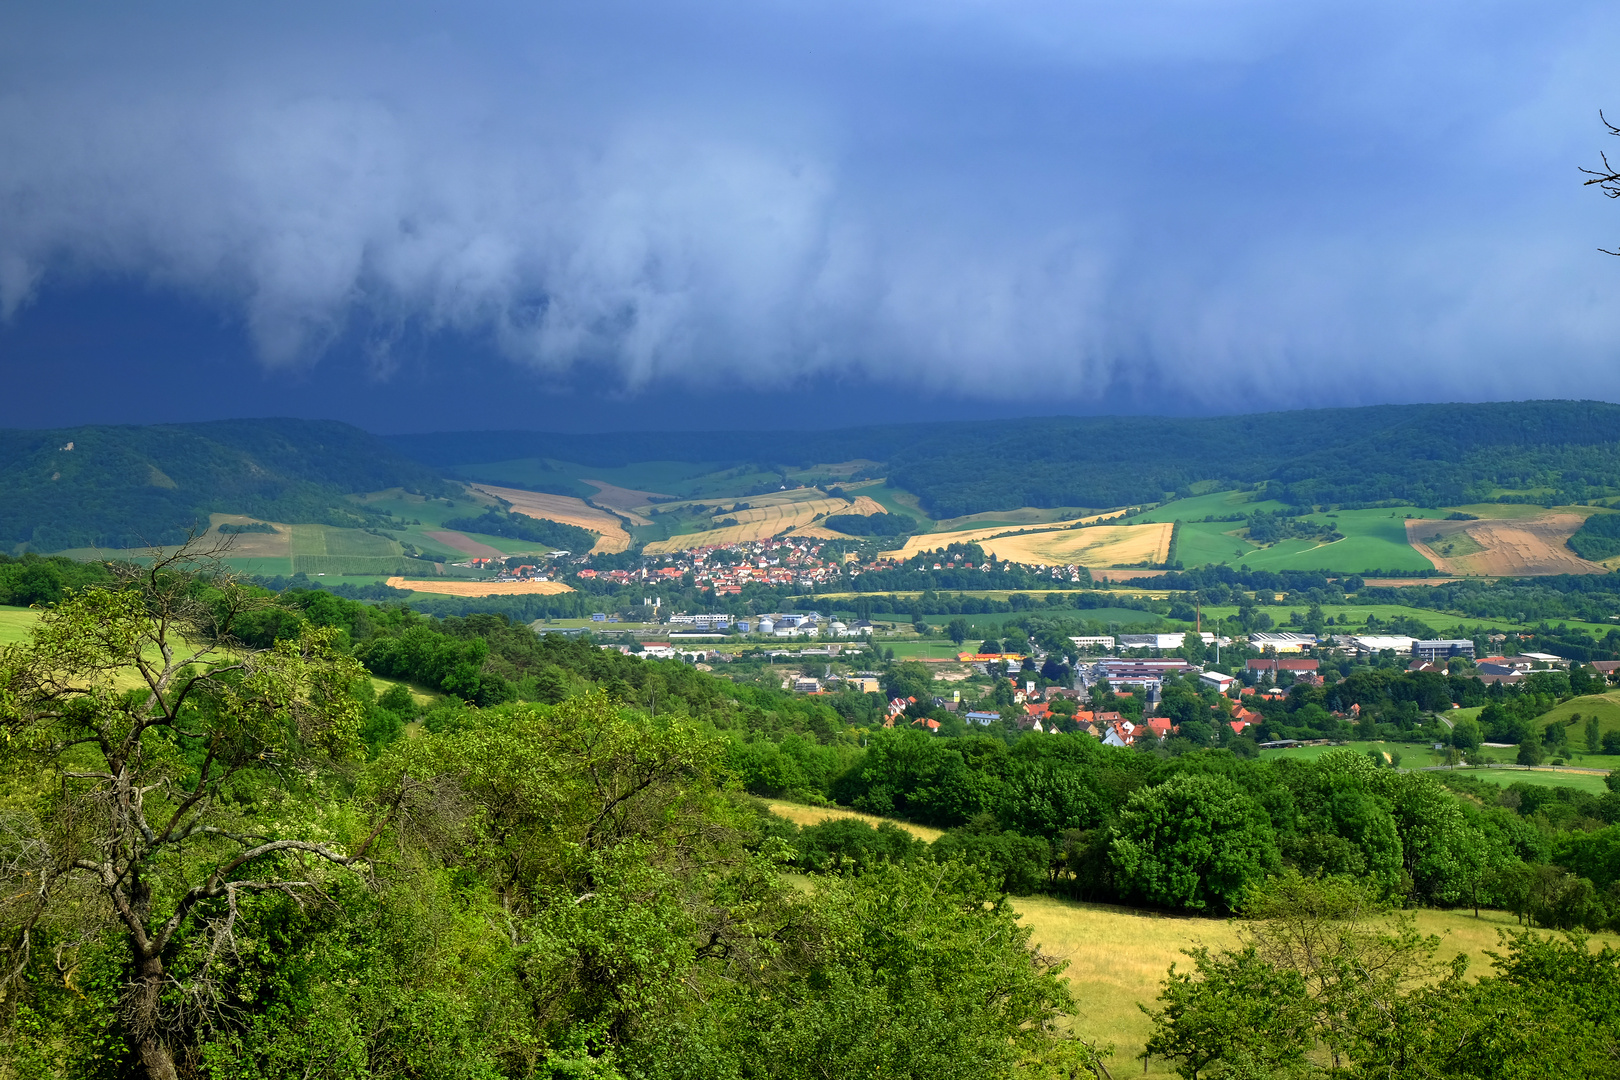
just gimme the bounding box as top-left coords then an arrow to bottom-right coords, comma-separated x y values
1132,492 -> 1446,572
1449,767 -> 1612,795
0,606 -> 38,644
1261,740 -> 1451,767
1191,603 -> 1489,633
221,556 -> 294,577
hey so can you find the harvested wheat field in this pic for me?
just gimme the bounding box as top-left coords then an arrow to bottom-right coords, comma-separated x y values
846,495 -> 887,516
206,515 -> 292,558
642,496 -> 874,553
976,523 -> 1173,567
1406,512 -> 1605,576
423,530 -> 504,558
888,514 -> 1115,559
581,480 -> 660,525
472,484 -> 626,553
385,577 -> 575,596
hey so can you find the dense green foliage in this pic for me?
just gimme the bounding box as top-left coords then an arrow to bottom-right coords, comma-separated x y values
0,562 -> 1092,1080
0,419 -> 454,550
1568,509 -> 1620,561
0,553 -> 114,605
441,506 -> 598,550
1144,873 -> 1620,1080
824,511 -> 916,536
389,400 -> 1620,516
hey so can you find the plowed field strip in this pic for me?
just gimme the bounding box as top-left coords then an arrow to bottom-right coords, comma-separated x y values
1405,514 -> 1605,576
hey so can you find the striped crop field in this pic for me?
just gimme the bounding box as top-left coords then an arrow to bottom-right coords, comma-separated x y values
472,484 -> 625,553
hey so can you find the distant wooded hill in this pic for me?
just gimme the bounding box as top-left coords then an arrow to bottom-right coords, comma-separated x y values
0,419 -> 454,550
10,401 -> 1620,554
388,400 -> 1620,518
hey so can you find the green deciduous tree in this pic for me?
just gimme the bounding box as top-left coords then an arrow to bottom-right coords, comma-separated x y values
0,545 -> 381,1080
1109,774 -> 1280,912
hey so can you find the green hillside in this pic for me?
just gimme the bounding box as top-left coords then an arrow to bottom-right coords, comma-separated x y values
0,419 -> 456,551
388,400 -> 1620,519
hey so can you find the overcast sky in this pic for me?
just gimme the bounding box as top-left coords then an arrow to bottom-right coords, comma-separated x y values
1,0 -> 1618,431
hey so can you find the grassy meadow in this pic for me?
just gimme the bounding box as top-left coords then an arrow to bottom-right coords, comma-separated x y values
0,605 -> 37,644
765,798 -> 1618,1078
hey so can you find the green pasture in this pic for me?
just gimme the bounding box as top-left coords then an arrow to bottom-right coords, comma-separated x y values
1190,603 -> 1488,633
1453,767 -> 1612,795
849,481 -> 933,523
1532,692 -> 1620,741
0,606 -> 38,644
1261,740 -> 1452,768
1132,492 -> 1446,572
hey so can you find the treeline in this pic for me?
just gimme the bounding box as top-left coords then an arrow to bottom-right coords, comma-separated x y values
0,553 -> 115,606
1140,873 -> 1620,1079
441,505 -> 598,549
823,511 -> 915,535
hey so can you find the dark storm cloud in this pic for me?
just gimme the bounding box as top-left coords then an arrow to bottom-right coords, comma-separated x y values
0,0 -> 1617,409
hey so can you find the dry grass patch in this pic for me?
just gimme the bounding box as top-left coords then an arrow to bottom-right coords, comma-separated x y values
890,514 -> 1117,558
643,496 -> 866,553
205,515 -> 292,558
764,801 -> 944,842
384,577 -> 575,596
472,484 -> 626,553
977,523 -> 1173,567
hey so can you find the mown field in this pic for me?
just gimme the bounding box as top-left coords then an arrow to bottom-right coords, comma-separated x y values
0,605 -> 35,644
764,799 -> 1616,1079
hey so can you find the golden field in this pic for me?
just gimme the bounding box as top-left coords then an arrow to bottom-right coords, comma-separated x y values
472,484 -> 627,553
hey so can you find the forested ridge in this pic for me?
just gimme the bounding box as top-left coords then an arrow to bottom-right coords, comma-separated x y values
0,419 -> 453,550
387,400 -> 1620,516
12,401 -> 1620,556
9,552 -> 1620,1077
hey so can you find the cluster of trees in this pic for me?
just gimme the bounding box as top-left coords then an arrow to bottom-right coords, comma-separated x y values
1143,872 -> 1620,1079
441,505 -> 598,549
1244,508 -> 1343,545
823,511 -> 915,536
0,552 -> 115,606
812,733 -> 1521,912
0,551 -> 1096,1080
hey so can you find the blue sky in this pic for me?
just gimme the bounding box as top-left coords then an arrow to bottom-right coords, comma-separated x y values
0,0 -> 1617,431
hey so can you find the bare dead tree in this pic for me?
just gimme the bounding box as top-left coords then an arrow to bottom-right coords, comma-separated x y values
1581,111 -> 1620,255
